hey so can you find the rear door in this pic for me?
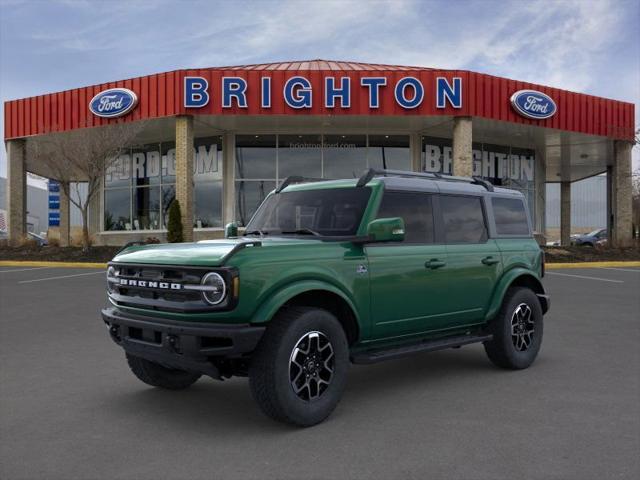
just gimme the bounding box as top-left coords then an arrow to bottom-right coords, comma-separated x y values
366,190 -> 451,340
439,194 -> 502,326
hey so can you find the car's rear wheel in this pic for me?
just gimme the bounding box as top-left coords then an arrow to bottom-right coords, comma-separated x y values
126,354 -> 201,390
249,307 -> 349,427
484,287 -> 543,369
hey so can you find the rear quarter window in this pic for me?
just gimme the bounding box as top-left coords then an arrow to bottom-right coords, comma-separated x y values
440,195 -> 488,244
492,197 -> 530,236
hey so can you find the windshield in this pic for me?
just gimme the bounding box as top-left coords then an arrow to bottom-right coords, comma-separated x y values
587,229 -> 604,237
245,187 -> 371,237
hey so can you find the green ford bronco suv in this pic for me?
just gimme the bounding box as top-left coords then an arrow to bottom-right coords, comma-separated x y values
102,169 -> 549,426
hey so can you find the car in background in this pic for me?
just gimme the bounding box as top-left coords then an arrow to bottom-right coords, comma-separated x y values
27,231 -> 48,246
571,229 -> 607,247
0,230 -> 48,245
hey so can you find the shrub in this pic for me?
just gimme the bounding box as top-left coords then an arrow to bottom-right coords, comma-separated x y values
18,237 -> 40,249
167,200 -> 183,243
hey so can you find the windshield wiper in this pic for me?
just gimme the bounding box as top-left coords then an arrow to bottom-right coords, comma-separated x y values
280,228 -> 321,237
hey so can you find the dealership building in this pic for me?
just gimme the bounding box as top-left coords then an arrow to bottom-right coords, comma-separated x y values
3,60 -> 636,246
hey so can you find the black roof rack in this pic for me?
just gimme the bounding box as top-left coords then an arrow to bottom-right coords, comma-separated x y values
275,176 -> 327,193
356,168 -> 494,192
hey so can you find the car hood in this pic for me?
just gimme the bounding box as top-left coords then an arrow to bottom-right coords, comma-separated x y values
111,237 -> 323,267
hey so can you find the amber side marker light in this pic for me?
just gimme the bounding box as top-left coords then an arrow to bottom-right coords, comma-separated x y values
233,276 -> 240,298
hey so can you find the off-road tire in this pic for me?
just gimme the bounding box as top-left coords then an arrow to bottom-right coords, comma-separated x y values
249,307 -> 349,427
484,287 -> 543,369
126,354 -> 201,390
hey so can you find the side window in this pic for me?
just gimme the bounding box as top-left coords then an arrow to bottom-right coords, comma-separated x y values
492,197 -> 530,236
440,195 -> 487,244
376,191 -> 434,243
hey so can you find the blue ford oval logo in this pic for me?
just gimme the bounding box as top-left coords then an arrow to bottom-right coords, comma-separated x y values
89,88 -> 138,118
510,89 -> 556,120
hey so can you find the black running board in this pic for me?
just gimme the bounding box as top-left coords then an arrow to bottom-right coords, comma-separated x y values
351,333 -> 493,365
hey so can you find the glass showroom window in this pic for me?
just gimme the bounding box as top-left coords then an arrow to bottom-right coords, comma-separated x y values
103,137 -> 223,231
194,136 -> 223,228
160,141 -> 176,227
131,143 -> 162,230
323,134 -> 367,179
235,135 -> 277,226
104,187 -> 132,231
368,135 -> 411,171
133,186 -> 161,230
234,134 -> 412,226
278,134 -> 322,179
104,153 -> 132,231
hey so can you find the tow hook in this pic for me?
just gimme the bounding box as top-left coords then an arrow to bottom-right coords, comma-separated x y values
167,334 -> 180,353
108,324 -> 121,342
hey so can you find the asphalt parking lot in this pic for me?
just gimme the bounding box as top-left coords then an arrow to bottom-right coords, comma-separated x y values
1,265 -> 639,480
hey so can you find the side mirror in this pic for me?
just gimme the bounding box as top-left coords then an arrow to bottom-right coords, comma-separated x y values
224,222 -> 238,238
366,217 -> 405,242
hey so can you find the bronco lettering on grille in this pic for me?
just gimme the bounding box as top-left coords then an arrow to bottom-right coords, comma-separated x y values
119,278 -> 182,290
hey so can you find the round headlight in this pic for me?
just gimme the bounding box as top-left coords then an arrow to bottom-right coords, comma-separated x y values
201,272 -> 226,305
106,266 -> 116,294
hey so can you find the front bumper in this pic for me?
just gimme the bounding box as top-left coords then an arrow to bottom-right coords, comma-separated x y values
101,307 -> 265,378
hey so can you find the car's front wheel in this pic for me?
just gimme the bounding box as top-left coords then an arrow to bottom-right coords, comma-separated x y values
249,307 -> 349,427
484,287 -> 543,369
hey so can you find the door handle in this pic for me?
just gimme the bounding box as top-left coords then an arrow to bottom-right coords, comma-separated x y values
481,256 -> 500,266
425,259 -> 446,269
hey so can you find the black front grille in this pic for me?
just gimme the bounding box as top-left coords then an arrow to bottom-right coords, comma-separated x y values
107,263 -> 236,313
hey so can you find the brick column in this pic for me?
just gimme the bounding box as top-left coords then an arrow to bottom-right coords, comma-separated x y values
59,181 -> 70,247
560,181 -> 571,246
222,133 -> 236,225
610,141 -> 633,247
452,116 -> 473,177
6,139 -> 27,245
175,115 -> 194,242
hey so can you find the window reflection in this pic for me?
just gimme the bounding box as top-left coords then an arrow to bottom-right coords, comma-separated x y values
103,137 -> 223,232
161,185 -> 175,228
194,181 -> 223,228
104,188 -> 131,231
323,135 -> 367,179
278,134 -> 322,179
236,180 -> 276,226
236,135 -> 277,179
133,186 -> 160,230
368,135 -> 411,171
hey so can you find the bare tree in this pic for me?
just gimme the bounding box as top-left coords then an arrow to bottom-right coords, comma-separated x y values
27,121 -> 143,250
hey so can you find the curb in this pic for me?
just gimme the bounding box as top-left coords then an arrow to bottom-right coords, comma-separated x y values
0,260 -> 107,269
546,261 -> 640,269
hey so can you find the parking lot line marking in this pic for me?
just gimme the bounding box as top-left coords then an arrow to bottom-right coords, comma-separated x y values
598,267 -> 640,273
18,271 -> 104,284
545,272 -> 624,283
0,267 -> 53,273
546,261 -> 640,269
0,260 -> 107,269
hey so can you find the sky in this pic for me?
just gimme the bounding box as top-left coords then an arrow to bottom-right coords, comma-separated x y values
1,0 -> 639,183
